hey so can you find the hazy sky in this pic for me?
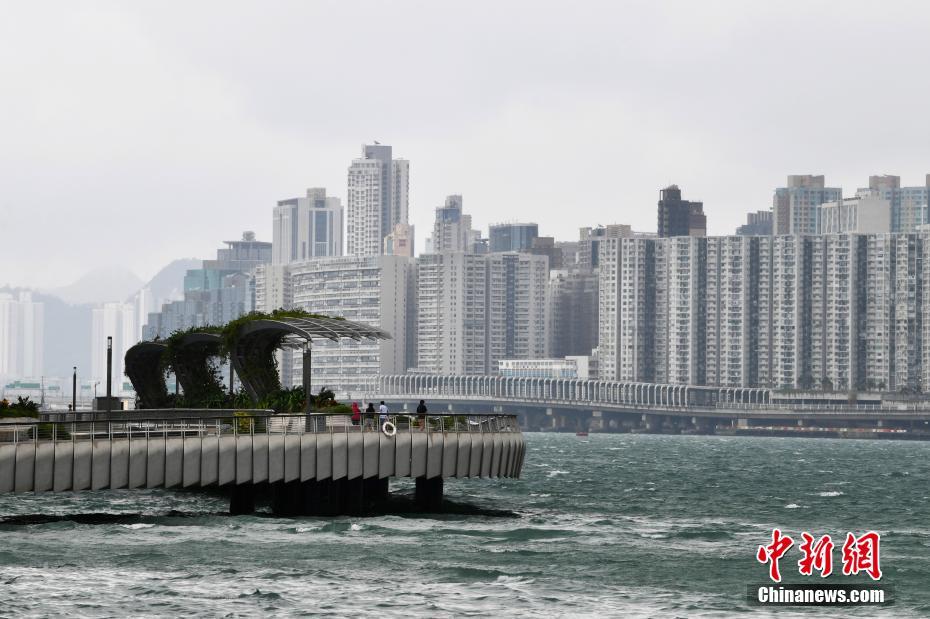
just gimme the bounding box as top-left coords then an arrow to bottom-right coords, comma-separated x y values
3,0 -> 930,289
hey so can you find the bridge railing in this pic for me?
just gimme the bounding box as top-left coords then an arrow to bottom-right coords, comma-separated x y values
0,412 -> 521,445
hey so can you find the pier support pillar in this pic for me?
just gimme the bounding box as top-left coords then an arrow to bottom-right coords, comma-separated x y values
315,479 -> 342,516
343,478 -> 364,515
415,476 -> 443,512
270,481 -> 304,516
364,477 -> 389,505
229,484 -> 256,515
300,480 -> 321,515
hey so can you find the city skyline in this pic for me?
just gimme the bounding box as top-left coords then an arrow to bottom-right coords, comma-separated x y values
4,2 -> 930,288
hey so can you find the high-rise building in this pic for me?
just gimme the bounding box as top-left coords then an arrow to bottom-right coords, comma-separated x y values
272,188 -> 344,264
431,195 -> 477,253
346,144 -> 409,256
855,175 -> 930,233
415,252 -> 489,375
253,264 -> 292,313
657,185 -> 706,238
597,237 -> 655,382
487,253 -> 548,370
598,230 -> 930,393
577,225 -> 633,269
415,251 -> 547,375
546,268 -> 598,358
384,223 -> 415,257
705,236 -> 759,387
655,237 -> 707,384
488,223 -> 538,252
144,232 -> 271,338
735,211 -> 773,236
525,237 -> 563,270
821,196 -> 891,234
288,255 -> 414,396
0,291 -> 44,380
772,175 -> 842,235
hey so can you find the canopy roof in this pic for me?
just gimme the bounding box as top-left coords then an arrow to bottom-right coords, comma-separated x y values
124,315 -> 392,406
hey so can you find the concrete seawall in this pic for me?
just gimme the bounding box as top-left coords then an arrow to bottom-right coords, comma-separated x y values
0,429 -> 525,494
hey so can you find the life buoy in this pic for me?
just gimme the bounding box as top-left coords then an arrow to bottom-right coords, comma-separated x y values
382,421 -> 396,437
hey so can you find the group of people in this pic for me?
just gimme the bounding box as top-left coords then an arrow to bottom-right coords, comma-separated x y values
349,399 -> 429,429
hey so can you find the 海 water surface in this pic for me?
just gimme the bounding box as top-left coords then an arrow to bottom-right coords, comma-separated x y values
1,433 -> 928,617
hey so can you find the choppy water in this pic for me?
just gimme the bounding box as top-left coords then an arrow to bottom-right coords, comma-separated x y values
2,433 -> 929,617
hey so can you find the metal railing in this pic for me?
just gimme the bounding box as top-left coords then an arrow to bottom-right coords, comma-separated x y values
0,412 -> 521,445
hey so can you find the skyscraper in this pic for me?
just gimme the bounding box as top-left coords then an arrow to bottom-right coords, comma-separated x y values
735,211 -> 773,236
657,185 -> 706,237
855,174 -> 930,233
0,291 -> 44,380
143,232 -> 271,339
431,195 -> 472,253
415,251 -> 547,375
384,223 -> 415,257
288,255 -> 414,396
273,187 -> 344,264
772,175 -> 842,235
488,223 -> 538,252
346,144 -> 409,256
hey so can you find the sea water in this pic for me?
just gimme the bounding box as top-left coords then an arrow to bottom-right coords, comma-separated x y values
1,433 -> 928,617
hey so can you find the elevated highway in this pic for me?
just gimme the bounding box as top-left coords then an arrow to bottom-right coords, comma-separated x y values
371,375 -> 930,431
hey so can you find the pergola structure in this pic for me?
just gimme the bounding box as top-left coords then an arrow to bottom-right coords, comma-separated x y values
124,341 -> 169,408
229,317 -> 391,402
172,332 -> 226,403
124,316 -> 391,409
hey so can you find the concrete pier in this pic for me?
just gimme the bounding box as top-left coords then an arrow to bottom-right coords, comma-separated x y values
0,412 -> 525,515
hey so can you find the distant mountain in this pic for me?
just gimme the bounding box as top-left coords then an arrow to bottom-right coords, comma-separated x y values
46,267 -> 143,305
136,258 -> 200,306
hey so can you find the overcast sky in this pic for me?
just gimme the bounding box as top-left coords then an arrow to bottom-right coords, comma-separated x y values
2,0 -> 930,289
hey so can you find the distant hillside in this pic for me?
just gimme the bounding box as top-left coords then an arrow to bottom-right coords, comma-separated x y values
46,267 -> 143,305
136,258 -> 200,306
2,258 -> 199,379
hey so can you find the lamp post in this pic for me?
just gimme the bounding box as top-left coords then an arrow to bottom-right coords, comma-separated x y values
72,366 -> 77,414
105,336 -> 113,414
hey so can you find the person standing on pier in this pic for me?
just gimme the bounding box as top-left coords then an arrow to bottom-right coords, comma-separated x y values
365,402 -> 376,429
379,401 -> 389,425
351,402 -> 361,426
416,399 -> 428,431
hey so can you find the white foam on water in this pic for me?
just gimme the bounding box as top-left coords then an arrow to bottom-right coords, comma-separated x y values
547,470 -> 569,478
784,504 -> 801,509
120,523 -> 155,530
817,491 -> 844,497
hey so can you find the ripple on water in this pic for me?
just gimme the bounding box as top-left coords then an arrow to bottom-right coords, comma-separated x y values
0,433 -> 928,617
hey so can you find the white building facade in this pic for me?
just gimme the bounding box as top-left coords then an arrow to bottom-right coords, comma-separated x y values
272,187 -> 344,264
346,144 -> 409,257
0,291 -> 44,380
598,231 -> 930,393
288,255 -> 414,397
